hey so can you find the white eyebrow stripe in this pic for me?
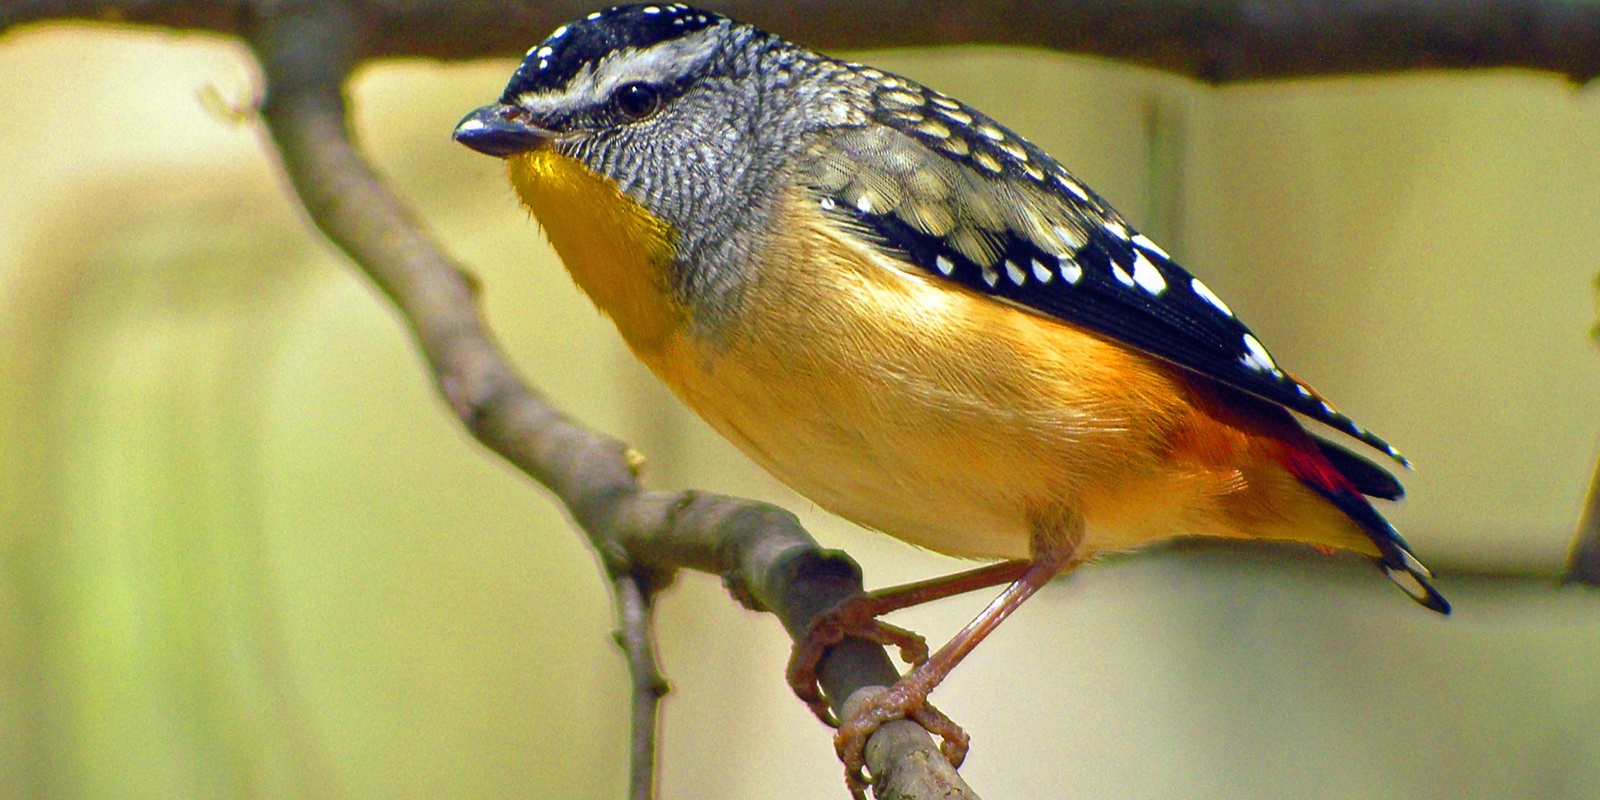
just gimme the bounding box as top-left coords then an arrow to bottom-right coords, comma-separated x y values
516,25 -> 723,112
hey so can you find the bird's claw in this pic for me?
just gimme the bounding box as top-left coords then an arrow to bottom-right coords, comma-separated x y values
834,684 -> 970,799
786,598 -> 929,726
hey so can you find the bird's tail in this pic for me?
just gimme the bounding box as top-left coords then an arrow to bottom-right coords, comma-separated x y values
1184,381 -> 1449,613
1287,449 -> 1451,615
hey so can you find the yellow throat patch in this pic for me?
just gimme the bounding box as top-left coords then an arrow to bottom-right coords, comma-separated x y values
507,148 -> 683,354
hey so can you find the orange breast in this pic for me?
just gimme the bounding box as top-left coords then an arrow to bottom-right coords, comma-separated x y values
508,148 -> 684,356
513,161 -> 1375,562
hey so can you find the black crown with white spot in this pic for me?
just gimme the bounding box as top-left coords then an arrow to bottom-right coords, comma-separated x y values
502,4 -> 722,101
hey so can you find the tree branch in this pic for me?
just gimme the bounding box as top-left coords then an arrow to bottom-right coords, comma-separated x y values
5,0 -> 1600,84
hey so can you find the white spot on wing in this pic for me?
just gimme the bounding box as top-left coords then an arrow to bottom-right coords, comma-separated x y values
856,195 -> 873,213
1111,263 -> 1135,288
1190,278 -> 1233,316
880,90 -> 923,109
1131,233 -> 1171,260
1241,333 -> 1278,373
935,255 -> 955,275
819,197 -> 836,211
981,262 -> 999,287
456,118 -> 485,132
1103,220 -> 1130,240
1061,261 -> 1083,284
1055,174 -> 1089,201
975,124 -> 1005,141
1005,260 -> 1026,285
1131,252 -> 1167,295
549,24 -> 569,39
1031,259 -> 1052,283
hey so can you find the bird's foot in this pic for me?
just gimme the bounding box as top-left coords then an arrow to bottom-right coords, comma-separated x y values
787,597 -> 929,726
834,683 -> 970,800
787,561 -> 1032,727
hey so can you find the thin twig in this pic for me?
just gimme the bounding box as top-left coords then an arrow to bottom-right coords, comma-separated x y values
613,571 -> 670,800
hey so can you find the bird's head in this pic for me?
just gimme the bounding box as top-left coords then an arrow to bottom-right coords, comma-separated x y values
457,5 -> 875,254
455,4 -> 883,326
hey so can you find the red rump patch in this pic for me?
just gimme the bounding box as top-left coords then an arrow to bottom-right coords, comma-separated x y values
1177,373 -> 1367,503
1276,438 -> 1362,500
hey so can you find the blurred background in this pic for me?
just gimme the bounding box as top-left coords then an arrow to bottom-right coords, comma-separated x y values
2,19 -> 1598,800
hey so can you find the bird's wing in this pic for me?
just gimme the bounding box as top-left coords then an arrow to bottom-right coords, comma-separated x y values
794,73 -> 1407,469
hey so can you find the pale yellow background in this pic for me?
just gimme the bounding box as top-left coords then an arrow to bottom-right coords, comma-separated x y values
2,22 -> 1598,800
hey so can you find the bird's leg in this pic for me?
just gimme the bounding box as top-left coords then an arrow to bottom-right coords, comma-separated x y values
833,536 -> 1084,798
787,560 -> 1032,725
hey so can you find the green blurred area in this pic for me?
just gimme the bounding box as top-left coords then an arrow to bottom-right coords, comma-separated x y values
1,24 -> 1598,800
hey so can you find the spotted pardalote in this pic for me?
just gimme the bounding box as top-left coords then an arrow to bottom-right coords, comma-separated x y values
455,3 -> 1447,793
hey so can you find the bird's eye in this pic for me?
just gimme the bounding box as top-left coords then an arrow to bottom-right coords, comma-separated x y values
614,82 -> 661,120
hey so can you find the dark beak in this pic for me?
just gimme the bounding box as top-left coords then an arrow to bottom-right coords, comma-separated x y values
453,103 -> 551,158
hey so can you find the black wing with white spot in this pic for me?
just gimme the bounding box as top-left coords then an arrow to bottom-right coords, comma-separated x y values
799,64 -> 1408,467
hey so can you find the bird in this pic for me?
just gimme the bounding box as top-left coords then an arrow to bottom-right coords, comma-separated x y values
453,4 -> 1449,795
